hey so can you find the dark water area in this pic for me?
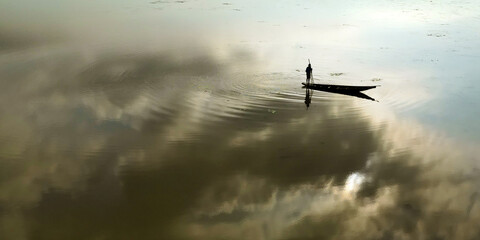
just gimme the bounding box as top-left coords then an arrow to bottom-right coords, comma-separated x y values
1,1 -> 480,239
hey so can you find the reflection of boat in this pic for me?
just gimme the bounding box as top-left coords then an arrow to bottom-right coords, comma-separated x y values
302,82 -> 378,102
302,83 -> 377,92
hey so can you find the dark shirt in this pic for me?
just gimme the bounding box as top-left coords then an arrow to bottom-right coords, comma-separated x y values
306,66 -> 312,79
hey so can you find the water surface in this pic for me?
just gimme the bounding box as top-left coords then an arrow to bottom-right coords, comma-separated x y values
1,0 -> 480,239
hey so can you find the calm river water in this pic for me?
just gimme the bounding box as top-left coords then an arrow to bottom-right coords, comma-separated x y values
1,0 -> 480,239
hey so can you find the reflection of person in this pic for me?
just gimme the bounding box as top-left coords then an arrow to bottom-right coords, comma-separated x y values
306,63 -> 312,84
304,88 -> 312,109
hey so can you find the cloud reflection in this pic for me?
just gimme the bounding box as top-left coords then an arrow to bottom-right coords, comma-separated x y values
0,46 -> 479,240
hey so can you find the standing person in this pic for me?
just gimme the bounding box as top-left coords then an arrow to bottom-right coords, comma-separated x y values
306,62 -> 312,84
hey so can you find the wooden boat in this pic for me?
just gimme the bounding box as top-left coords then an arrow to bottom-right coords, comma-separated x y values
301,82 -> 378,101
302,83 -> 377,92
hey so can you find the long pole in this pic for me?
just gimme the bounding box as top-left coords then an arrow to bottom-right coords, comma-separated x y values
308,59 -> 313,84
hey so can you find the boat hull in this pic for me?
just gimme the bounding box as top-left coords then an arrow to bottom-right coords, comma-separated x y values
302,83 -> 377,92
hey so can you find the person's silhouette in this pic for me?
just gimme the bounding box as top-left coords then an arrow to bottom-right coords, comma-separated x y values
306,63 -> 312,84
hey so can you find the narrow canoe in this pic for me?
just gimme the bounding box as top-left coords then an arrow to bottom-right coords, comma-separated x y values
302,83 -> 377,92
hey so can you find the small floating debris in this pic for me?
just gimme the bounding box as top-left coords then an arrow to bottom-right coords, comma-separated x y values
330,73 -> 344,76
427,33 -> 446,37
371,78 -> 382,82
150,0 -> 168,4
268,109 -> 277,114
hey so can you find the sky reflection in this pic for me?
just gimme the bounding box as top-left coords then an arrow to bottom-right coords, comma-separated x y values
1,0 -> 480,239
0,47 -> 479,239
